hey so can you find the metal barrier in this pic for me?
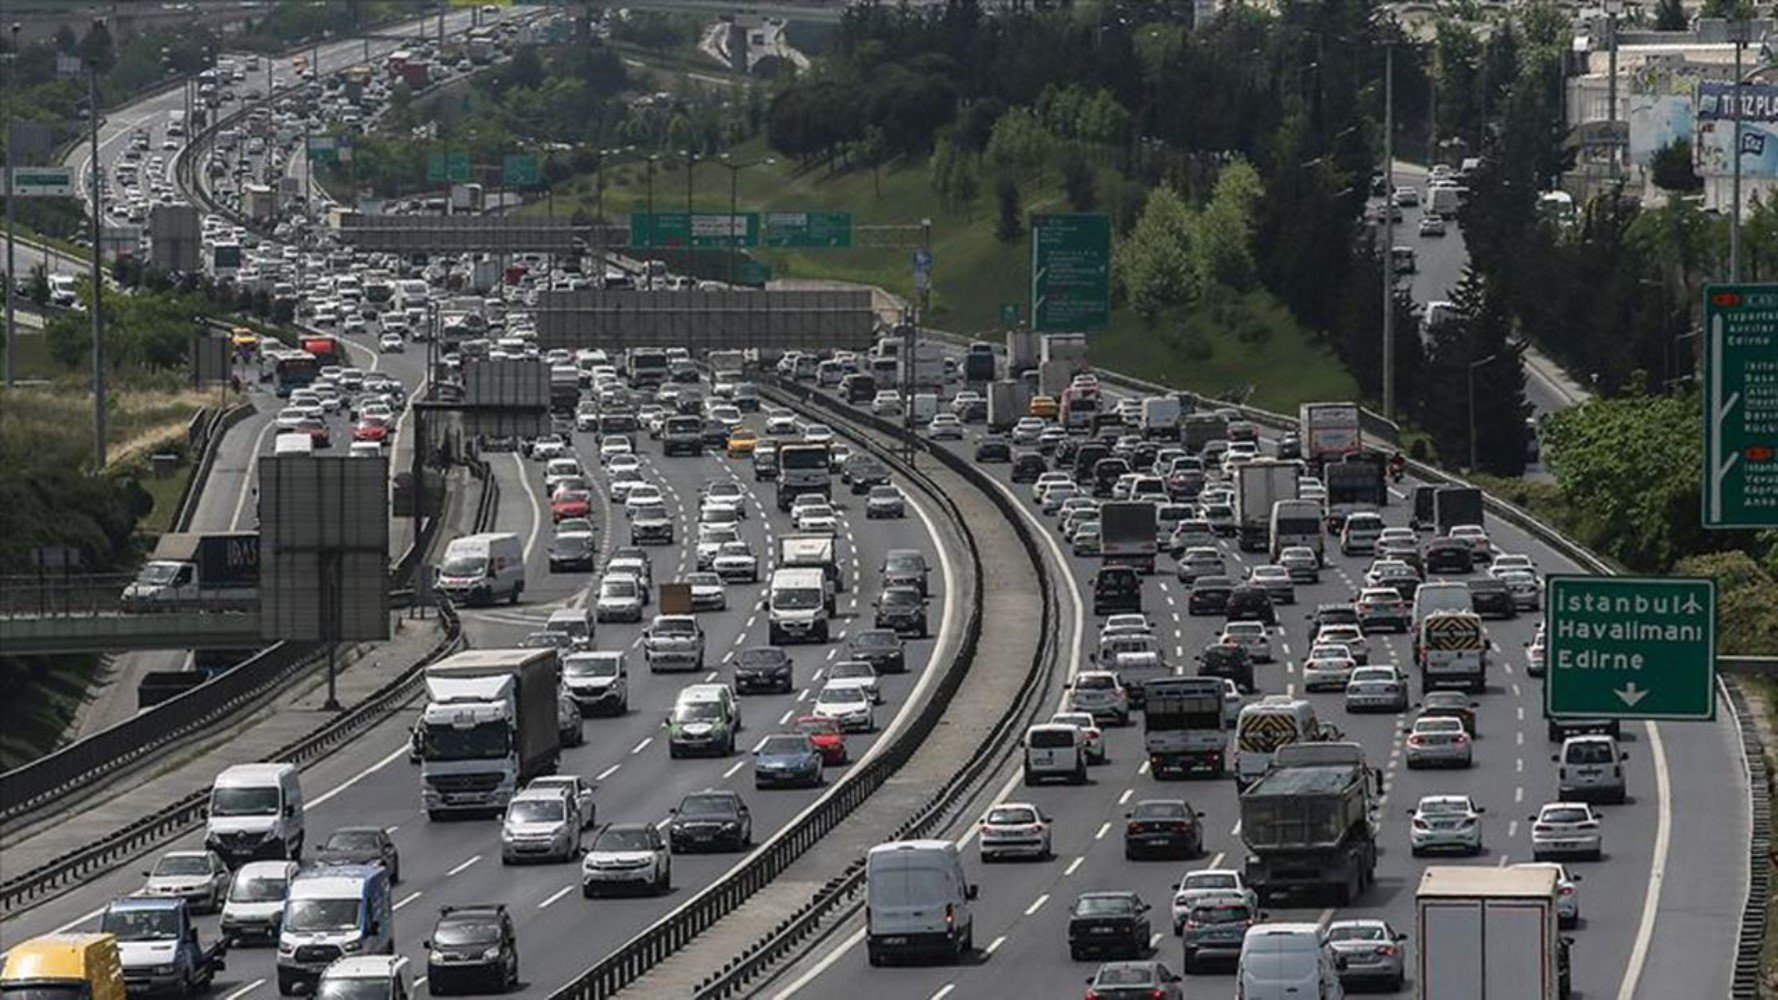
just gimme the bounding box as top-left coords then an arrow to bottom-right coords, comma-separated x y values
683,381 -> 1067,1000
548,383 -> 1002,1000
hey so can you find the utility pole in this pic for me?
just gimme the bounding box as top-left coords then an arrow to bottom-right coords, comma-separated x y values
89,54 -> 107,470
1605,0 -> 1622,184
1381,41 -> 1396,422
5,21 -> 21,389
685,149 -> 696,278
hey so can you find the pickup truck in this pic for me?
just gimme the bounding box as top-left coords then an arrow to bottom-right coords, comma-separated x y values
100,897 -> 226,996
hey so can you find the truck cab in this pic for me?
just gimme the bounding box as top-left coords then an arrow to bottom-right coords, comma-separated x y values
276,867 -> 392,995
99,898 -> 226,997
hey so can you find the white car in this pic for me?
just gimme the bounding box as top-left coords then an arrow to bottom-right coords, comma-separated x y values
1170,869 -> 1258,935
378,331 -> 404,353
1495,568 -> 1543,610
1300,644 -> 1357,692
1066,670 -> 1130,726
684,572 -> 727,611
871,390 -> 903,415
711,542 -> 759,583
595,574 -> 645,623
1405,716 -> 1472,768
1491,553 -> 1535,575
1011,417 -> 1046,445
1448,523 -> 1493,560
1101,614 -> 1155,638
580,823 -> 671,897
1218,621 -> 1274,663
1513,862 -> 1582,927
927,414 -> 965,440
1218,678 -> 1245,725
607,453 -> 643,477
1409,794 -> 1485,856
140,850 -> 232,913
1344,665 -> 1409,713
1048,711 -> 1106,763
1313,624 -> 1370,664
793,502 -> 838,533
977,802 -> 1054,862
1530,802 -> 1603,861
544,458 -> 584,494
828,661 -> 882,704
765,412 -> 799,436
702,481 -> 748,517
599,436 -> 634,463
697,524 -> 741,570
813,682 -> 875,732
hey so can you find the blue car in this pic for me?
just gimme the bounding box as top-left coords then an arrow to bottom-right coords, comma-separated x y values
753,734 -> 825,789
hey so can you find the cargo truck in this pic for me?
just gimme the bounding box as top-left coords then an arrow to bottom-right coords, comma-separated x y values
899,342 -> 948,391
1434,486 -> 1485,536
1040,332 -> 1089,374
301,335 -> 343,367
1100,501 -> 1159,574
1238,742 -> 1379,905
100,898 -> 226,997
549,365 -> 580,413
1140,397 -> 1181,440
1234,461 -> 1300,552
1182,413 -> 1229,454
776,442 -> 832,510
987,380 -> 1027,431
418,649 -> 562,819
1297,401 -> 1362,473
1417,610 -> 1488,692
1324,454 -> 1388,532
962,342 -> 997,383
778,533 -> 843,604
121,532 -> 260,610
1416,866 -> 1563,1000
1006,330 -> 1041,375
1143,677 -> 1228,777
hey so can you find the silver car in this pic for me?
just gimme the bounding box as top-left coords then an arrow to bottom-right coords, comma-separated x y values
1409,794 -> 1484,856
1276,545 -> 1320,583
1178,893 -> 1258,972
140,850 -> 231,913
1405,716 -> 1472,768
1175,546 -> 1225,584
1326,919 -> 1407,992
1344,666 -> 1408,713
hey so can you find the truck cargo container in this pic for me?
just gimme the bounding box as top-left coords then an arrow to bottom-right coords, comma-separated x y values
1297,401 -> 1363,473
1234,461 -> 1300,552
1143,677 -> 1228,777
1006,330 -> 1041,375
1101,501 -> 1159,574
987,380 -> 1028,431
1182,413 -> 1230,454
418,649 -> 562,819
962,342 -> 996,383
1416,865 -> 1562,1000
1239,742 -> 1378,904
1434,486 -> 1485,536
122,532 -> 260,610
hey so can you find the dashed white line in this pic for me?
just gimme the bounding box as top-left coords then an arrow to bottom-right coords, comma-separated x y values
631,737 -> 653,754
596,764 -> 621,781
394,890 -> 423,911
1065,856 -> 1084,876
1024,893 -> 1050,916
1095,822 -> 1111,840
446,855 -> 481,876
223,980 -> 265,1000
779,710 -> 795,725
1117,788 -> 1133,805
538,885 -> 575,908
930,986 -> 955,1000
723,759 -> 747,778
986,935 -> 1007,955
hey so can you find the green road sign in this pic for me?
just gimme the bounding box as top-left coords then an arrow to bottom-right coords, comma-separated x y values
999,302 -> 1021,326
1703,283 -> 1778,528
762,211 -> 852,248
447,152 -> 471,183
7,166 -> 74,198
629,212 -> 760,249
306,136 -> 338,164
1030,213 -> 1110,333
503,154 -> 540,188
1544,576 -> 1716,721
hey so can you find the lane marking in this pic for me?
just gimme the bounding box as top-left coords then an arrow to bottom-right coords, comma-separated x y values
930,987 -> 955,1000
394,891 -> 423,911
446,855 -> 481,876
1617,722 -> 1672,1000
1095,822 -> 1111,840
1024,893 -> 1049,916
631,737 -> 652,754
511,453 -> 544,563
596,764 -> 621,782
1065,856 -> 1084,876
223,980 -> 265,1000
723,759 -> 747,778
1117,788 -> 1133,805
986,935 -> 1007,955
537,884 -> 575,909
310,744 -> 408,808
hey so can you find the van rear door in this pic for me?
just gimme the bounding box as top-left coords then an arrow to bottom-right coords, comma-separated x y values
869,861 -> 954,937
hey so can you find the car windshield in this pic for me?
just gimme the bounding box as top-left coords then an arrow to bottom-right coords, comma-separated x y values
1419,799 -> 1470,816
441,556 -> 487,576
673,702 -> 722,722
284,898 -> 361,932
1566,742 -> 1617,764
509,798 -> 565,823
1184,873 -> 1238,891
601,579 -> 637,598
1076,674 -> 1116,690
432,919 -> 500,947
100,908 -> 181,941
854,632 -> 897,650
987,806 -> 1039,825
152,855 -> 210,876
687,574 -> 721,588
1075,896 -> 1136,916
211,785 -> 280,816
870,487 -> 899,499
1132,802 -> 1189,820
595,829 -> 655,852
882,590 -> 921,608
322,830 -> 382,851
1190,903 -> 1252,924
315,978 -> 388,1000
229,874 -> 289,902
565,656 -> 620,678
759,736 -> 811,756
653,619 -> 696,635
775,588 -> 823,611
817,687 -> 864,706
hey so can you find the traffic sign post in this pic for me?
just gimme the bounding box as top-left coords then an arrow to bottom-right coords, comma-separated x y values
7,167 -> 75,198
763,211 -> 852,248
502,154 -> 540,188
629,212 -> 759,249
1544,576 -> 1716,721
912,248 -> 932,294
1030,213 -> 1110,333
1703,283 -> 1778,528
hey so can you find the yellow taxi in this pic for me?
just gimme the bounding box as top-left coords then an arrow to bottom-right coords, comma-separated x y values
1029,394 -> 1059,419
727,428 -> 758,458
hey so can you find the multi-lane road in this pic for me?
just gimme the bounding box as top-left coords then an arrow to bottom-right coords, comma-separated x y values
762,371 -> 1748,1000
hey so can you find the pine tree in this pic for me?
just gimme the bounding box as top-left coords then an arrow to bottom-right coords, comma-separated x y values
1418,268 -> 1532,474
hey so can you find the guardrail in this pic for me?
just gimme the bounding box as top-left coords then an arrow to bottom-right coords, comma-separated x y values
682,381 -> 1067,1000
549,382 -> 998,1000
0,458 -> 491,916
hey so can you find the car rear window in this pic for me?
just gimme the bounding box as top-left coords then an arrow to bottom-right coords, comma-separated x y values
1028,729 -> 1077,749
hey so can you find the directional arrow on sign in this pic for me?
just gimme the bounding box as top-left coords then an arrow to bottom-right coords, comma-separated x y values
1616,683 -> 1648,708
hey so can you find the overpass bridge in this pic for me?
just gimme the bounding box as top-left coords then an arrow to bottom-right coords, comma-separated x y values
0,576 -> 262,655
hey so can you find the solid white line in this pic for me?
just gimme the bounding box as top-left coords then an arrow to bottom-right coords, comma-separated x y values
770,927 -> 866,999
537,884 -> 575,909
446,855 -> 481,876
223,979 -> 266,1000
230,416 -> 278,529
1617,722 -> 1672,1000
1024,893 -> 1050,916
393,891 -> 423,911
511,453 -> 543,564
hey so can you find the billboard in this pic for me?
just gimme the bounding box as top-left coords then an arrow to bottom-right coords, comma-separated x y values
533,288 -> 877,352
258,455 -> 391,642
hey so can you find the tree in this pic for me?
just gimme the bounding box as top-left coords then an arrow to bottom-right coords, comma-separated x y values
1416,268 -> 1531,474
1060,148 -> 1096,211
985,106 -> 1051,183
1114,185 -> 1198,322
53,25 -> 77,54
78,20 -> 114,75
1655,0 -> 1688,29
509,46 -> 545,90
1195,159 -> 1264,290
1650,138 -> 1702,192
28,264 -> 49,307
995,177 -> 1022,243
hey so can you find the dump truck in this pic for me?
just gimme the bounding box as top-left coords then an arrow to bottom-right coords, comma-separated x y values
418,649 -> 562,820
1417,865 -> 1562,1000
1239,742 -> 1379,905
1101,501 -> 1159,574
121,533 -> 260,611
1143,677 -> 1228,778
1234,461 -> 1300,552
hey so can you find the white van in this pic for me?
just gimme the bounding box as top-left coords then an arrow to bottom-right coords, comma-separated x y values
206,763 -> 305,865
276,866 -> 394,995
865,840 -> 977,966
275,433 -> 315,457
1022,723 -> 1088,785
910,393 -> 939,426
768,567 -> 830,644
434,532 -> 524,606
1238,923 -> 1344,1000
220,859 -> 301,945
1412,581 -> 1473,628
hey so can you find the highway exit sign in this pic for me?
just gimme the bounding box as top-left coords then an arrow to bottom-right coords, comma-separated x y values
1544,576 -> 1716,721
1703,283 -> 1778,528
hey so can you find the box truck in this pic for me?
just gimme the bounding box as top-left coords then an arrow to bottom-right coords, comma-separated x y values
1234,461 -> 1300,552
1416,865 -> 1563,1000
1100,501 -> 1159,574
418,649 -> 562,819
1297,401 -> 1362,473
121,532 -> 260,610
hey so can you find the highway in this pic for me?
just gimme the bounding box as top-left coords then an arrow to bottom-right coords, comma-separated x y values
1,368 -> 962,1000
761,371 -> 1747,1000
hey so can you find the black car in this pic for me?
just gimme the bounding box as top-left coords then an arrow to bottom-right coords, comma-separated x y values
1195,642 -> 1253,692
1092,567 -> 1143,616
874,586 -> 929,637
548,531 -> 597,573
425,905 -> 518,995
314,826 -> 401,883
848,629 -> 907,674
1467,577 -> 1517,619
975,435 -> 1012,463
1067,892 -> 1152,961
1275,433 -> 1302,460
1187,575 -> 1234,616
1418,691 -> 1480,735
1224,586 -> 1276,626
701,418 -> 732,447
733,646 -> 794,694
1091,457 -> 1131,497
1122,799 -> 1204,860
668,789 -> 752,852
1307,603 -> 1361,641
1010,451 -> 1048,483
847,460 -> 891,494
1423,540 -> 1474,574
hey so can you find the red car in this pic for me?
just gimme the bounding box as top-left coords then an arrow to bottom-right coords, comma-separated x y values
794,715 -> 848,765
299,417 -> 331,448
551,489 -> 593,522
352,420 -> 390,443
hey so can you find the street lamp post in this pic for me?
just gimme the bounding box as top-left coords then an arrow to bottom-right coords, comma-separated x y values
88,31 -> 107,470
1605,0 -> 1623,183
684,149 -> 697,278
5,21 -> 21,389
644,153 -> 658,280
1381,38 -> 1397,422
1468,353 -> 1499,471
1728,28 -> 1774,282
